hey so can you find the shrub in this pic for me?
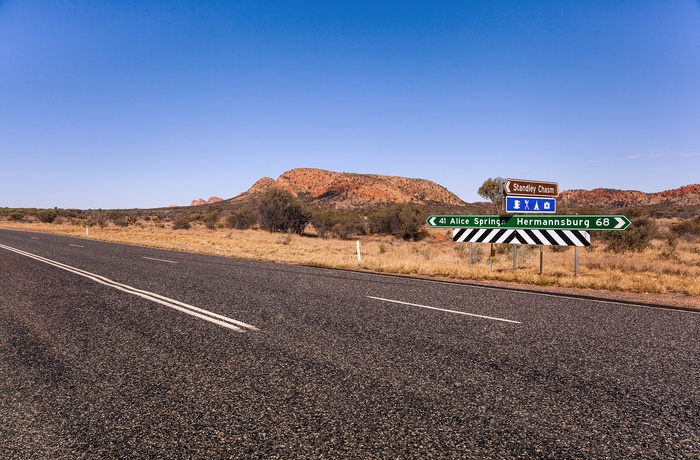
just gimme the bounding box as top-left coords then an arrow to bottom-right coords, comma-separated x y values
36,209 -> 58,223
203,210 -> 221,230
8,211 -> 24,222
332,213 -> 364,239
107,210 -> 131,227
671,216 -> 700,241
602,217 -> 657,253
310,209 -> 336,238
172,215 -> 192,230
226,203 -> 258,230
368,203 -> 428,241
258,188 -> 310,234
311,209 -> 363,239
661,232 -> 679,258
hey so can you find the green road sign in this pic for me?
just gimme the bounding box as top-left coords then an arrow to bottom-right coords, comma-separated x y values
426,215 -> 631,231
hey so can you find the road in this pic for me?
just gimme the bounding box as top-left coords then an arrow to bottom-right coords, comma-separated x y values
1,228 -> 698,458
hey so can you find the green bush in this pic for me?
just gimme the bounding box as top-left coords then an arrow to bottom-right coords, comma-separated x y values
257,188 -> 310,234
36,209 -> 58,223
602,217 -> 657,253
226,203 -> 258,230
310,209 -> 336,238
368,203 -> 428,241
8,211 -> 24,222
310,209 -> 363,239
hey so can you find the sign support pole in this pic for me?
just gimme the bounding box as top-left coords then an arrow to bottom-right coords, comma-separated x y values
513,246 -> 517,272
539,245 -> 543,275
574,247 -> 579,278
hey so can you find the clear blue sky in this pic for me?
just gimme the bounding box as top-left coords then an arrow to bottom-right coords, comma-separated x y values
2,0 -> 699,209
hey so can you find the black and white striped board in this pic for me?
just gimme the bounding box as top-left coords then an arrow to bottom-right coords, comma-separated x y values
453,228 -> 590,246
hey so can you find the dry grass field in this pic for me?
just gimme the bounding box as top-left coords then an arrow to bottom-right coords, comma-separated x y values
2,219 -> 699,310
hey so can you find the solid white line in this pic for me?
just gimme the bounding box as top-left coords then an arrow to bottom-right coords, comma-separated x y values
0,243 -> 258,332
366,296 -> 522,324
142,256 -> 178,264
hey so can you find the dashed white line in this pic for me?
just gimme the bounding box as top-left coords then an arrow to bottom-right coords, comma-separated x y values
142,256 -> 178,264
69,244 -> 84,248
367,296 -> 522,324
0,243 -> 258,332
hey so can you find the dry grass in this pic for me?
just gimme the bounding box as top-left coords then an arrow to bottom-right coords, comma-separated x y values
2,221 -> 700,309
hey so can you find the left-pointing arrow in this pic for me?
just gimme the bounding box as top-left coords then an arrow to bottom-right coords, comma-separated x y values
428,216 -> 437,226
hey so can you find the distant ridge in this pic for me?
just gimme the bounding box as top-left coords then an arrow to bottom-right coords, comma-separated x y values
192,169 -> 700,210
229,168 -> 466,208
559,184 -> 700,208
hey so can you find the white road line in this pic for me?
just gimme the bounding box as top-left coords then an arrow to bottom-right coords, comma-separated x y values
355,270 -> 700,313
367,296 -> 522,324
31,237 -> 40,240
142,256 -> 178,264
0,243 -> 258,332
69,244 -> 84,248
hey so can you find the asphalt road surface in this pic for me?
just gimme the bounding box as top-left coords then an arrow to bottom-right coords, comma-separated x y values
1,228 -> 698,459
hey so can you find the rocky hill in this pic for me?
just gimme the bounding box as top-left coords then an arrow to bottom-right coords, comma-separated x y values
192,168 -> 700,210
559,184 -> 700,208
190,197 -> 224,206
229,168 -> 466,208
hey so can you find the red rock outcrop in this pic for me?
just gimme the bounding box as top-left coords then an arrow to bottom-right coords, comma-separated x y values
235,168 -> 465,208
559,184 -> 700,208
189,197 -> 225,206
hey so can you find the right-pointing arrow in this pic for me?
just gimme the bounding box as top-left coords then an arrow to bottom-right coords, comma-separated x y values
614,217 -> 626,229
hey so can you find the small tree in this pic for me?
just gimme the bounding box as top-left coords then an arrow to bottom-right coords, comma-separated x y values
310,209 -> 363,239
478,177 -> 504,213
368,203 -> 427,241
258,188 -> 310,234
226,203 -> 258,230
310,209 -> 337,239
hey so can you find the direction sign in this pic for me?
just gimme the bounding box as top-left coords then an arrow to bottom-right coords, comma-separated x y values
505,196 -> 556,214
504,179 -> 559,197
426,215 -> 631,231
